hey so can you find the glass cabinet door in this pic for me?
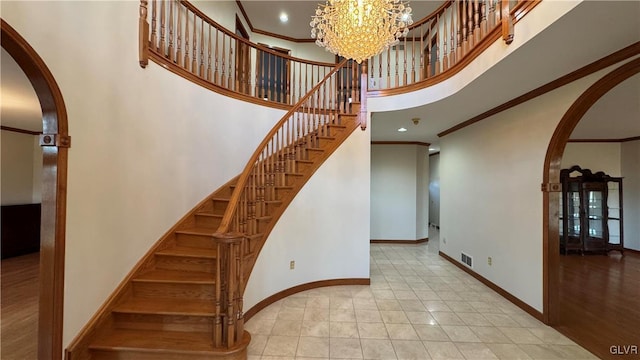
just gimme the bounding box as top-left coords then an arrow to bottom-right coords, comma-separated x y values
607,180 -> 622,248
567,182 -> 581,237
582,182 -> 607,251
585,189 -> 604,239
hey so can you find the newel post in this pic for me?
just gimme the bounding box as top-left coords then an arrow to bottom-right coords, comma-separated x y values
139,0 -> 150,68
501,0 -> 514,44
359,60 -> 368,131
212,232 -> 246,349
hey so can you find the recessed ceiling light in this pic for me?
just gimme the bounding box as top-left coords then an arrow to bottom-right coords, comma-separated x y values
279,13 -> 288,23
398,127 -> 407,132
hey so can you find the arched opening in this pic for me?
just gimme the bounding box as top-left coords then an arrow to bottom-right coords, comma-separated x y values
1,19 -> 69,360
543,57 -> 639,357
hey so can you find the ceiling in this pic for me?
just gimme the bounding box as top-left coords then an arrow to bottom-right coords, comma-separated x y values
1,1 -> 638,145
238,0 -> 441,41
1,48 -> 42,132
369,0 -> 640,151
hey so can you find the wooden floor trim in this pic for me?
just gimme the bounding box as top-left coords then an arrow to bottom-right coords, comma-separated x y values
244,278 -> 370,321
439,251 -> 544,322
623,247 -> 640,255
370,238 -> 428,244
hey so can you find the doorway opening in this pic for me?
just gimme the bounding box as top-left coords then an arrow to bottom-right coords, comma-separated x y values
1,19 -> 70,360
543,58 -> 639,359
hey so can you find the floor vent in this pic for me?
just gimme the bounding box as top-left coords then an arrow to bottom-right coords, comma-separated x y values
461,252 -> 473,268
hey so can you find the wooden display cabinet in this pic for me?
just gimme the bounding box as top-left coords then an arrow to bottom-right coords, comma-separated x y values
559,166 -> 624,255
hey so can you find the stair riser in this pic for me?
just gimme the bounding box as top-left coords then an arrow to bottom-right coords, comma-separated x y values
155,255 -> 215,273
305,148 -> 324,161
316,137 -> 335,147
211,200 -> 229,215
295,161 -> 313,173
91,350 -> 246,360
324,125 -> 346,137
270,187 -> 291,201
132,282 -> 215,300
194,215 -> 222,229
112,313 -> 213,333
176,232 -> 218,248
241,219 -> 270,235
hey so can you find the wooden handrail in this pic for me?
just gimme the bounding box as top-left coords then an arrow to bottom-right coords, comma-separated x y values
410,0 -> 454,29
215,58 -> 350,234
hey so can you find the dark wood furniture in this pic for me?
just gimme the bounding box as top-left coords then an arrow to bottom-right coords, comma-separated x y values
1,204 -> 41,259
560,166 -> 623,255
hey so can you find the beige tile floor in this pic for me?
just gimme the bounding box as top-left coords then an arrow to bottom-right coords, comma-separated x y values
245,231 -> 596,360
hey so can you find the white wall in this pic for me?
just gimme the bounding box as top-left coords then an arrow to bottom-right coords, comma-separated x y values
416,145 -> 429,239
370,144 -> 428,240
621,140 -> 640,250
429,153 -> 440,227
561,143 -> 621,176
1,130 -> 40,205
245,128 -> 370,309
439,64 -> 621,312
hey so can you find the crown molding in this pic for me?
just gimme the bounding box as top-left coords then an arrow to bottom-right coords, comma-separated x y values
1,125 -> 41,135
371,141 -> 431,147
568,136 -> 640,143
236,1 -> 315,44
438,42 -> 640,138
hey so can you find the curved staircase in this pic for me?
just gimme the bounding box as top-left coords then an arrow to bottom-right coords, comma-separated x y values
66,59 -> 362,359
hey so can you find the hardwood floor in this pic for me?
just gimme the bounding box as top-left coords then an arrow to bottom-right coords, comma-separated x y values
556,251 -> 640,359
1,252 -> 39,360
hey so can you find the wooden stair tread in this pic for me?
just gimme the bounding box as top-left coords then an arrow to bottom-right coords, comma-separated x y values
211,197 -> 230,202
177,227 -> 217,234
193,212 -> 223,218
156,246 -> 216,258
113,297 -> 215,316
90,329 -> 215,352
134,269 -> 214,284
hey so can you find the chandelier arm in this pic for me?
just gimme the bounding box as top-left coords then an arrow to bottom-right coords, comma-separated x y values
311,0 -> 413,63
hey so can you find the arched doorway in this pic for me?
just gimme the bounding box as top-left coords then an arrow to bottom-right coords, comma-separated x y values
1,19 -> 69,360
543,57 -> 640,356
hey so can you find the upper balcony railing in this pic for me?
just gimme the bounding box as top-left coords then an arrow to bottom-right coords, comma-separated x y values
368,0 -> 538,94
139,1 -> 538,104
139,0 -> 339,108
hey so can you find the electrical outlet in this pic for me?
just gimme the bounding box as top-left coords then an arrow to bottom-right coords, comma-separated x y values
290,260 -> 295,270
488,257 -> 492,266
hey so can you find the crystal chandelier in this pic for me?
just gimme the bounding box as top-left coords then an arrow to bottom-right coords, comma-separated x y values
310,0 -> 413,63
